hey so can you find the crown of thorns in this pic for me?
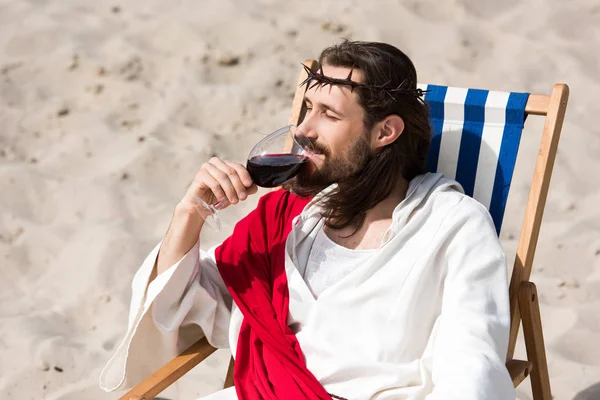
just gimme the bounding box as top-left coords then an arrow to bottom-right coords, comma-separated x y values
299,63 -> 429,102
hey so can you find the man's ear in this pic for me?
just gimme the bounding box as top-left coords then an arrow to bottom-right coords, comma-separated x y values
370,115 -> 405,150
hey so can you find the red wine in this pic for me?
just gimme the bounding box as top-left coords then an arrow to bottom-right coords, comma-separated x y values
247,154 -> 308,188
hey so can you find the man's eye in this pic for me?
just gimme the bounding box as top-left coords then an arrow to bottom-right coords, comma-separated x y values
324,112 -> 338,121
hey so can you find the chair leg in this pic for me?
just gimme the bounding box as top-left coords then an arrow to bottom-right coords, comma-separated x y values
518,281 -> 552,400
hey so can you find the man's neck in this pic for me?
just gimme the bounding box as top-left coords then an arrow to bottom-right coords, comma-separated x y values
324,177 -> 410,250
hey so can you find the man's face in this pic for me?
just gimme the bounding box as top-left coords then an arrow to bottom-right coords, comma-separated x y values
291,65 -> 373,191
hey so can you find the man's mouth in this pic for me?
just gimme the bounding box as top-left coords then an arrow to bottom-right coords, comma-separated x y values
307,152 -> 325,161
302,153 -> 324,175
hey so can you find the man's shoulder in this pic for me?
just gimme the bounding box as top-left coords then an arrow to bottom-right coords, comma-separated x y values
425,177 -> 495,227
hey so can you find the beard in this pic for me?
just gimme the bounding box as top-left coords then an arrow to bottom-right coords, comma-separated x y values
287,132 -> 372,197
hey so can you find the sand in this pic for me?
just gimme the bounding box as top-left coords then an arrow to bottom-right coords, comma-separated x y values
0,0 -> 599,398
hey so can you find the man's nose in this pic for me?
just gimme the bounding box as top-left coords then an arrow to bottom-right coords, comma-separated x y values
296,121 -> 318,140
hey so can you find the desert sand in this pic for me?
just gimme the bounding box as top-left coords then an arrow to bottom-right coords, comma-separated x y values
1,0 -> 599,399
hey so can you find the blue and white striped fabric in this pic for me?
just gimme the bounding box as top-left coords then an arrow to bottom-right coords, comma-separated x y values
417,84 -> 530,234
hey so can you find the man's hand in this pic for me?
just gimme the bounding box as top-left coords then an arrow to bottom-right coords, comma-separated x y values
177,157 -> 259,216
155,157 -> 258,277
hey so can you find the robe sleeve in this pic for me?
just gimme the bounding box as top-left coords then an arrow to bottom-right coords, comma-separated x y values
99,238 -> 232,392
425,197 -> 515,400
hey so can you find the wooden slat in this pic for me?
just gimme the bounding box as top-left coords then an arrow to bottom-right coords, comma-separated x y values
288,59 -> 318,126
282,59 -> 318,155
518,282 -> 552,400
119,337 -> 217,400
506,359 -> 533,388
507,83 -> 569,359
525,94 -> 551,116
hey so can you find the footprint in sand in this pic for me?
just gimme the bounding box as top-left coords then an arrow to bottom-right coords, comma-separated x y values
118,56 -> 144,81
548,6 -> 598,42
576,304 -> 600,333
199,51 -> 252,85
458,0 -> 521,19
574,382 -> 600,400
552,321 -> 600,366
400,0 -> 461,22
450,25 -> 494,73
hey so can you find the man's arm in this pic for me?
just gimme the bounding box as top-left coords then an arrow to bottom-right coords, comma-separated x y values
100,157 -> 257,392
151,204 -> 204,282
426,197 -> 515,400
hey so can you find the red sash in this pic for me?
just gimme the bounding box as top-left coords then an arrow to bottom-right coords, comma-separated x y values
215,189 -> 332,399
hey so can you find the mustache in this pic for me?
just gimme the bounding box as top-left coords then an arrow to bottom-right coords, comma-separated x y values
294,136 -> 330,156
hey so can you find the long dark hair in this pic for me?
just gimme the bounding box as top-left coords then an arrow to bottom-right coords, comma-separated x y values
293,40 -> 432,233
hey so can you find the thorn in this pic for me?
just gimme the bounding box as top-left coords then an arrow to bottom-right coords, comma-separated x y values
299,77 -> 311,87
345,67 -> 353,82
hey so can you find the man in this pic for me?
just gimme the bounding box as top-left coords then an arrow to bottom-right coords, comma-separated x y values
100,41 -> 515,399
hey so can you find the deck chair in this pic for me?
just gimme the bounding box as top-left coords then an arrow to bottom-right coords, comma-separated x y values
120,60 -> 569,400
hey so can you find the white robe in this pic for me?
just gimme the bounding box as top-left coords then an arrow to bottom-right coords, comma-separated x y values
100,172 -> 515,399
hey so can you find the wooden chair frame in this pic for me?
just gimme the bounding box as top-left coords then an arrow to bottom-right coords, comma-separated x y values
120,60 -> 569,400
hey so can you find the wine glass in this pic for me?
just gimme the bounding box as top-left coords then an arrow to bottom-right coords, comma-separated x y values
193,124 -> 312,230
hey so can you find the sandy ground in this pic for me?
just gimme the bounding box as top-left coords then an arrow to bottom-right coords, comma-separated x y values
0,0 -> 599,398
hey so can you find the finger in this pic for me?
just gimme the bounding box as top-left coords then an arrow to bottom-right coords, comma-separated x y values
224,161 -> 253,188
209,158 -> 249,201
223,161 -> 254,200
204,162 -> 240,204
190,169 -> 224,204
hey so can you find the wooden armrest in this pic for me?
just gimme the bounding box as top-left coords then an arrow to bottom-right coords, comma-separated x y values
119,336 -> 217,400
